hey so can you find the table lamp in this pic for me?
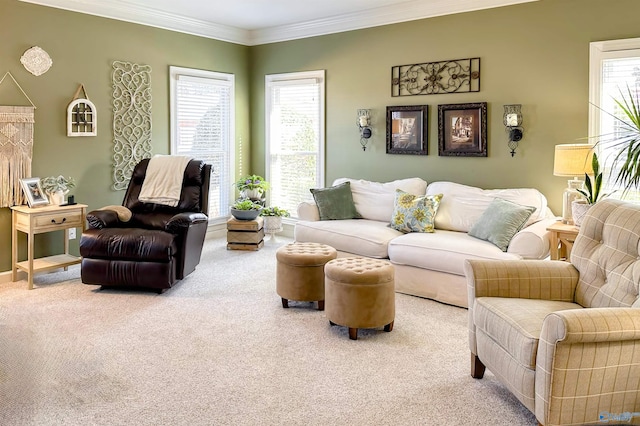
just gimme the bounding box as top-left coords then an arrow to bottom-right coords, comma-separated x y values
553,144 -> 594,224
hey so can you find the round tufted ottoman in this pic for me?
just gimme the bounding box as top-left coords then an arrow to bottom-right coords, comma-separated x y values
324,257 -> 395,340
276,242 -> 337,310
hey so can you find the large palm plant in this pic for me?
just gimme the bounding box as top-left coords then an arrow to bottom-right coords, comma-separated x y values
600,86 -> 640,195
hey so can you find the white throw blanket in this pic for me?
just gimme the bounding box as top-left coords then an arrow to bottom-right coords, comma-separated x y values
138,155 -> 192,207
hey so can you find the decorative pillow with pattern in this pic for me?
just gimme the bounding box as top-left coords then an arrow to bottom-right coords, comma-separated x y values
391,190 -> 443,233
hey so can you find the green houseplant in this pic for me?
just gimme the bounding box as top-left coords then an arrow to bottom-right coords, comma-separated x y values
260,206 -> 290,238
40,175 -> 76,205
598,86 -> 640,195
572,153 -> 610,226
235,175 -> 270,200
230,199 -> 262,221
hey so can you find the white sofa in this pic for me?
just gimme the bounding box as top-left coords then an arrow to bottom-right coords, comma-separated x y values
295,178 -> 557,308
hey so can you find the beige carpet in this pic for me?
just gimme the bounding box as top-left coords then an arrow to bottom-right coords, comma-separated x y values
0,236 -> 537,425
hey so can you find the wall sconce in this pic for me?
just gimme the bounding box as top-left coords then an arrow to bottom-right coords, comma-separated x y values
357,109 -> 372,151
503,104 -> 523,156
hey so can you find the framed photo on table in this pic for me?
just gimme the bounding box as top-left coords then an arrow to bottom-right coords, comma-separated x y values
20,177 -> 49,207
438,102 -> 487,157
386,105 -> 428,155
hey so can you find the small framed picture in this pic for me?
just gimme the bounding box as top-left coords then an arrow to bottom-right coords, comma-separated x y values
386,105 -> 428,155
20,177 -> 49,207
438,102 -> 488,157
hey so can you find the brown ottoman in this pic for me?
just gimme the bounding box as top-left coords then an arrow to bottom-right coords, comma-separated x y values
325,257 -> 395,340
276,242 -> 337,310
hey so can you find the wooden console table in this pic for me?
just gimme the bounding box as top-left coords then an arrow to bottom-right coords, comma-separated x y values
546,221 -> 579,261
11,203 -> 87,289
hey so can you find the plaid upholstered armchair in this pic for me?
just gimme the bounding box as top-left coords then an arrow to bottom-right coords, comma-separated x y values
464,199 -> 640,426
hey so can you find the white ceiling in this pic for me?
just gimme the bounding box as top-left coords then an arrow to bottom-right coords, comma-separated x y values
20,0 -> 537,45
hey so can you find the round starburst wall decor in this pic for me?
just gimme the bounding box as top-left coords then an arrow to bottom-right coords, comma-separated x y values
20,46 -> 53,76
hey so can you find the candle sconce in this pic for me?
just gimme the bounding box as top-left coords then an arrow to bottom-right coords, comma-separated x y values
504,104 -> 523,157
357,109 -> 372,151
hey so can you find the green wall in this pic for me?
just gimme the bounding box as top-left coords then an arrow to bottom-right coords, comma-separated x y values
0,0 -> 249,272
3,0 -> 640,273
250,0 -> 640,213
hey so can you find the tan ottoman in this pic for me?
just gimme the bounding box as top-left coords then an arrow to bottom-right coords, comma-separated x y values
276,242 -> 337,310
325,257 -> 395,340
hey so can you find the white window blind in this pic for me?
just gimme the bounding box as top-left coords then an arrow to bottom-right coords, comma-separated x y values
170,66 -> 235,220
265,71 -> 325,218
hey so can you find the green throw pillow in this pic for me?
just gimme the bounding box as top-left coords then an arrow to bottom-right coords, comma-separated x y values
391,190 -> 443,233
468,198 -> 536,252
310,182 -> 361,220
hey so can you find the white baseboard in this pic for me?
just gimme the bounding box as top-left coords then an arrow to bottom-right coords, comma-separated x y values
0,270 -> 26,283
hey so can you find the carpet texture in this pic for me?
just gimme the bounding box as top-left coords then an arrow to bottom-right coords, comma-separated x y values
0,237 -> 537,425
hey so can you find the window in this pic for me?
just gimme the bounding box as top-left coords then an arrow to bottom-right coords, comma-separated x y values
589,38 -> 640,201
265,71 -> 325,218
170,66 -> 235,221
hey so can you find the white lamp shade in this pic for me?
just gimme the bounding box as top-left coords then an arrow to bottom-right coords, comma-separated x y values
553,144 -> 595,177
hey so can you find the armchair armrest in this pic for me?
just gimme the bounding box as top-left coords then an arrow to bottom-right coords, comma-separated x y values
535,308 -> 640,425
297,201 -> 320,221
465,259 -> 579,303
86,210 -> 121,229
165,212 -> 208,233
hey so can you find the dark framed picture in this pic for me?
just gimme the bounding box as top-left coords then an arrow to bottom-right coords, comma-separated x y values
438,102 -> 487,157
20,177 -> 49,207
386,105 -> 428,155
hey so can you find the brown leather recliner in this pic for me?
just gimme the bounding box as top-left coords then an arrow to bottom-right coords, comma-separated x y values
80,158 -> 211,292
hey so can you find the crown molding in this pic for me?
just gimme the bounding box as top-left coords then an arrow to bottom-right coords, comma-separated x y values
20,0 -> 538,46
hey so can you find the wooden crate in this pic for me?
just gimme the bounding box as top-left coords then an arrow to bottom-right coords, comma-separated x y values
227,217 -> 264,250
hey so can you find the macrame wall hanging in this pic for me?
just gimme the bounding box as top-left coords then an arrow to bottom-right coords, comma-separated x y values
112,61 -> 152,190
0,72 -> 36,208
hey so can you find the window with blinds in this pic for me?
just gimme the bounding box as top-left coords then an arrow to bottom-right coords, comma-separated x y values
590,39 -> 640,201
170,66 -> 235,221
265,71 -> 325,218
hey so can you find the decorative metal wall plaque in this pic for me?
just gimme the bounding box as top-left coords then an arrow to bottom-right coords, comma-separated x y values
112,61 -> 152,190
392,57 -> 480,96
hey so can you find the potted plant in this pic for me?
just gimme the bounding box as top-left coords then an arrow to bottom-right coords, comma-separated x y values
40,175 -> 76,205
597,86 -> 640,195
572,153 -> 610,226
230,199 -> 262,221
235,174 -> 270,200
260,206 -> 290,236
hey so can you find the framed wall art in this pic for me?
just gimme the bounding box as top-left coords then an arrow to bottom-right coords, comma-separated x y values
386,105 -> 428,155
438,102 -> 487,157
20,177 -> 49,207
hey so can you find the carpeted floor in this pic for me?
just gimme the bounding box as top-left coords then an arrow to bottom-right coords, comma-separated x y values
0,236 -> 537,425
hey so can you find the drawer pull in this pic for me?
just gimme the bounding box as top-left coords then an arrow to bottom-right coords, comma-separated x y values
51,217 -> 67,225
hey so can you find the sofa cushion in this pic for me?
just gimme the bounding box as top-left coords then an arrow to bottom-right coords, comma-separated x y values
333,177 -> 428,222
310,181 -> 361,220
388,230 -> 521,276
391,190 -> 442,233
426,181 -> 548,232
295,219 -> 402,258
468,198 -> 536,252
474,297 -> 582,368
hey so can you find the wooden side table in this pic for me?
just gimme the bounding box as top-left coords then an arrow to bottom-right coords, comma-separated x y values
546,221 -> 579,261
11,203 -> 87,289
227,216 -> 264,251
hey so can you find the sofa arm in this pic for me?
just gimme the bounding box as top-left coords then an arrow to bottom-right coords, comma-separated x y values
535,308 -> 640,425
464,259 -> 579,302
86,210 -> 121,229
297,201 -> 320,221
165,212 -> 209,234
507,217 -> 557,259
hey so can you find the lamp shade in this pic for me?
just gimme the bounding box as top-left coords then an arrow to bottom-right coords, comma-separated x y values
553,144 -> 595,177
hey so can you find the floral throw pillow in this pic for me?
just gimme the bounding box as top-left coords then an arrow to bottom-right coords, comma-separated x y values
391,190 -> 443,233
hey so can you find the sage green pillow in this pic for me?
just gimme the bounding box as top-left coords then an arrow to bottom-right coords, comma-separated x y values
468,198 -> 536,251
391,190 -> 443,233
310,182 -> 361,220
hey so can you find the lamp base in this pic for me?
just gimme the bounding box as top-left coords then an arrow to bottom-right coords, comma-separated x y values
561,178 -> 585,225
